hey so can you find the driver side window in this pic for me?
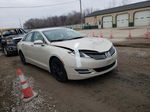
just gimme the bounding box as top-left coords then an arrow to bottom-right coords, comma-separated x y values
33,32 -> 44,42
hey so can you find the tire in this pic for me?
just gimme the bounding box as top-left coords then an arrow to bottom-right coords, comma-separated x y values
50,58 -> 68,82
3,47 -> 9,56
19,51 -> 27,65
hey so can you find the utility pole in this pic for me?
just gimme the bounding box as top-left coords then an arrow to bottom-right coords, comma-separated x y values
19,18 -> 22,28
79,0 -> 83,29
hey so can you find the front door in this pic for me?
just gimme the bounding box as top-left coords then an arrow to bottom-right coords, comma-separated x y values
30,32 -> 49,69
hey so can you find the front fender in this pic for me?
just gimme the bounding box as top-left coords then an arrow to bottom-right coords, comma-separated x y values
48,46 -> 76,69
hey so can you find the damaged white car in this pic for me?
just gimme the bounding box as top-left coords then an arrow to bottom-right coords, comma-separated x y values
18,28 -> 117,82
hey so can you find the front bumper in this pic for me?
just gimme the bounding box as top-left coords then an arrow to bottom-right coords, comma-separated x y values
6,46 -> 18,54
65,52 -> 117,80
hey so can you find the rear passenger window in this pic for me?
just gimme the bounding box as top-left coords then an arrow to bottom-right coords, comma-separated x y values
23,33 -> 33,42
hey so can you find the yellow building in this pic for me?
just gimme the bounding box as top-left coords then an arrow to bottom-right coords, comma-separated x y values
85,1 -> 150,29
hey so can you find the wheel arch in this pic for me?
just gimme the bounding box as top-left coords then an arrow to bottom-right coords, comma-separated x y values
49,56 -> 64,65
18,49 -> 22,54
18,49 -> 25,56
49,55 -> 68,82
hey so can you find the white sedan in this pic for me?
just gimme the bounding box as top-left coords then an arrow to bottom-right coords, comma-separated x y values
18,28 -> 117,82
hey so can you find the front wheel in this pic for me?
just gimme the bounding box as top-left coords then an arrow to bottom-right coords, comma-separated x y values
50,58 -> 68,82
19,51 -> 27,65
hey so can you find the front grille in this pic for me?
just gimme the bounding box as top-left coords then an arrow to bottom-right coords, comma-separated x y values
79,50 -> 106,60
14,39 -> 21,44
94,61 -> 116,72
79,46 -> 115,60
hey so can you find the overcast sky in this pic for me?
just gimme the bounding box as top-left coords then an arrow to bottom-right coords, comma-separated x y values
0,0 -> 146,28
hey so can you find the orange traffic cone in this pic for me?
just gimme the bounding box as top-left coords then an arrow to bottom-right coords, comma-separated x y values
16,69 -> 38,102
144,29 -> 150,39
109,30 -> 113,39
109,34 -> 113,39
99,32 -> 103,38
128,30 -> 132,39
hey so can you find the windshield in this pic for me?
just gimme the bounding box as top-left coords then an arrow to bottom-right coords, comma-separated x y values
42,28 -> 85,42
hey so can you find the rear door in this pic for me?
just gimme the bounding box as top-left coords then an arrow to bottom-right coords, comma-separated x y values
21,32 -> 34,60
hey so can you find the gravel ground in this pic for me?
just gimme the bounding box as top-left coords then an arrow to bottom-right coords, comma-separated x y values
0,47 -> 150,112
0,52 -> 57,112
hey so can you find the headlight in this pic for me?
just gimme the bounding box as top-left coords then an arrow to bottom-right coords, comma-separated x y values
6,40 -> 14,44
68,51 -> 90,58
109,46 -> 115,56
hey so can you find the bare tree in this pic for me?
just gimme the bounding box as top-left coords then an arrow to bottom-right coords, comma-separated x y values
83,8 -> 94,17
24,11 -> 82,29
23,8 -> 101,29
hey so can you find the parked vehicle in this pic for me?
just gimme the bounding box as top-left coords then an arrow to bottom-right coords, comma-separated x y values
18,28 -> 117,82
24,29 -> 32,33
0,28 -> 26,56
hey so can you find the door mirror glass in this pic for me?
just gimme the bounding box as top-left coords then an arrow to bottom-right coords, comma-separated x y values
34,40 -> 43,45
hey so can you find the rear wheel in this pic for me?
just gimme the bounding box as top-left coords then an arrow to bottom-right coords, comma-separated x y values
19,51 -> 27,65
50,58 -> 68,82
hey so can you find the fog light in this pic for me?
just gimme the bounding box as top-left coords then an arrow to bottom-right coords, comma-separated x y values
75,69 -> 91,74
8,47 -> 13,50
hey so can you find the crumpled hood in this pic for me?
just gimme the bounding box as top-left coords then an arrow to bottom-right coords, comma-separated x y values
51,37 -> 112,52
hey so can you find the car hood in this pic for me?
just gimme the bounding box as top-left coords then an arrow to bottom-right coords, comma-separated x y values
51,37 -> 112,52
4,34 -> 25,40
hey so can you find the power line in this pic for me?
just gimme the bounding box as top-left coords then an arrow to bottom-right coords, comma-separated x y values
0,0 -> 77,9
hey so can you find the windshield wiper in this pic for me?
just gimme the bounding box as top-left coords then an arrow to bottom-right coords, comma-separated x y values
50,36 -> 84,42
51,39 -> 67,42
68,36 -> 84,40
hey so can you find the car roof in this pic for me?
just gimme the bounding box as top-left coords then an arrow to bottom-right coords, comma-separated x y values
31,27 -> 68,32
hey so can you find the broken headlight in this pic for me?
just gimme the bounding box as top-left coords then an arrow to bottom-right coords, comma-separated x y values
68,51 -> 90,58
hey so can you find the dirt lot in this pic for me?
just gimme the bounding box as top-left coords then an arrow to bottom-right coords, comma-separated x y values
0,47 -> 150,112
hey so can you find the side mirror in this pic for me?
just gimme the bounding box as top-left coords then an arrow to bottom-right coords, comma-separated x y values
34,40 -> 44,45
